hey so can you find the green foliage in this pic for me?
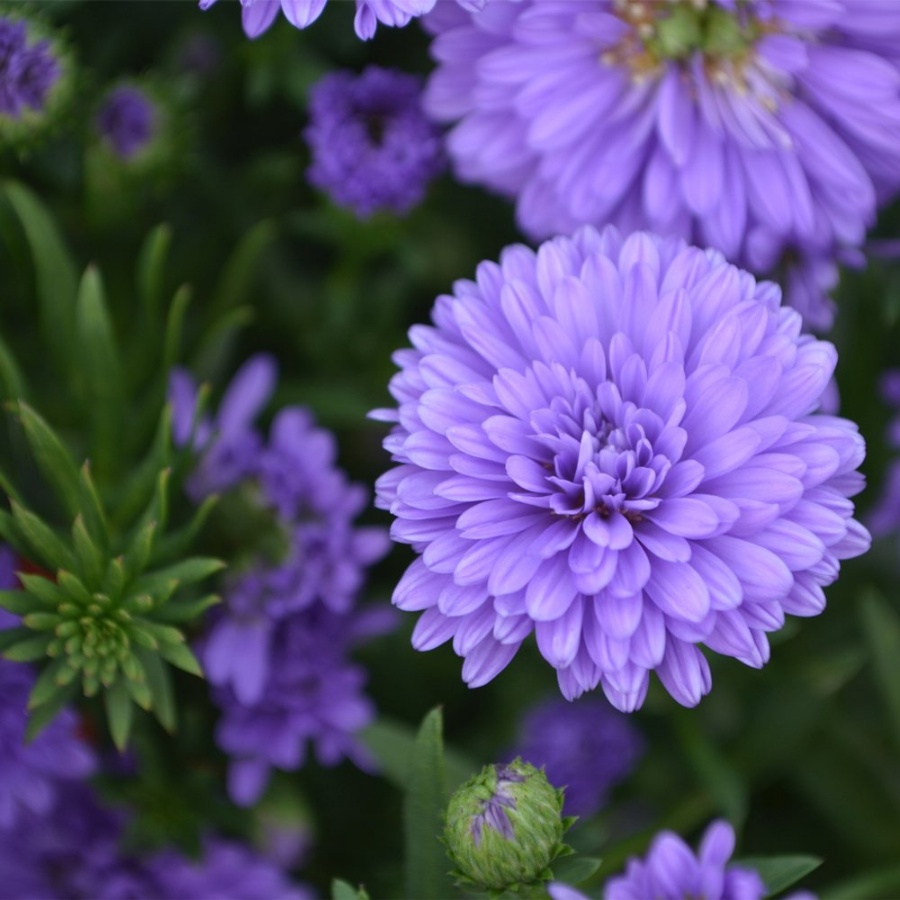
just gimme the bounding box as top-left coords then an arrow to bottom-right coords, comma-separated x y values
737,856 -> 822,897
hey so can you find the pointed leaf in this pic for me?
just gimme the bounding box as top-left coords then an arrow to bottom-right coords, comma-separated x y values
0,330 -> 26,401
137,648 -> 176,732
211,220 -> 275,315
133,619 -> 186,646
78,462 -> 110,550
72,515 -> 105,591
16,402 -> 83,519
157,640 -> 203,677
551,856 -> 603,886
25,681 -> 78,742
132,557 -> 225,598
10,501 -> 76,571
28,658 -> 70,709
191,306 -> 255,385
0,625 -> 33,652
104,678 -> 134,751
331,879 -> 370,900
151,494 -> 218,566
405,707 -> 453,900
860,590 -> 900,752
3,631 -> 53,662
123,520 -> 157,582
137,223 -> 172,319
0,588 -> 51,615
154,593 -> 220,624
161,284 -> 191,376
737,855 -> 821,897
56,570 -> 95,606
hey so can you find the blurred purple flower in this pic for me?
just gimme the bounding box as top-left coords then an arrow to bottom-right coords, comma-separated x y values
215,609 -> 381,806
422,0 -> 900,330
602,819 -> 766,900
867,370 -> 900,537
511,696 -> 642,818
96,85 -> 156,160
0,17 -> 59,119
305,66 -> 444,220
200,0 -> 487,41
374,226 -> 870,711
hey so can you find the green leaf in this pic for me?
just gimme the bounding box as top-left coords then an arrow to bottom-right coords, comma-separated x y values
123,520 -> 157,583
211,219 -> 275,315
859,589 -> 900,751
137,223 -> 172,319
57,570 -> 94,605
3,631 -> 53,662
137,647 -> 176,732
161,284 -> 192,376
16,402 -> 83,519
10,501 -> 76,571
331,879 -> 370,900
3,181 -> 78,378
0,588 -> 51,615
28,658 -> 70,709
132,557 -> 225,598
151,495 -> 218,566
551,856 -> 603,886
404,707 -> 453,900
154,593 -> 220,624
25,681 -> 78,742
157,640 -> 203,677
190,306 -> 254,385
133,619 -> 187,646
0,330 -> 26,401
78,462 -> 110,551
104,678 -> 134,751
71,515 -> 106,591
76,266 -> 125,480
823,862 -> 900,900
0,625 -> 34,652
737,855 -> 822,897
361,715 -> 477,796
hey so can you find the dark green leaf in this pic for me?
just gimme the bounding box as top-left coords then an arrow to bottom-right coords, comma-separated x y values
132,557 -> 225,598
737,856 -> 821,897
71,515 -> 105,591
161,284 -> 192,376
104,679 -> 134,751
157,641 -> 203,677
154,593 -> 220,624
3,632 -> 53,662
211,219 -> 275,315
137,223 -> 172,319
859,589 -> 900,751
331,879 -> 370,900
0,588 -> 51,615
28,658 -> 70,709
822,862 -> 900,900
190,306 -> 254,385
25,681 -> 78,742
404,707 -> 453,900
0,331 -> 26,401
0,625 -> 34,652
123,520 -> 157,583
78,462 -> 110,551
151,495 -> 218,566
551,856 -> 603,886
10,501 -> 76,571
137,648 -> 176,732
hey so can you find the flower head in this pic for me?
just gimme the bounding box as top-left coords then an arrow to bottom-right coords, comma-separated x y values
511,695 -> 643,818
444,759 -> 569,893
374,226 -> 869,711
0,17 -> 59,120
603,819 -> 765,900
95,85 -> 157,160
423,0 -> 900,329
305,66 -> 444,220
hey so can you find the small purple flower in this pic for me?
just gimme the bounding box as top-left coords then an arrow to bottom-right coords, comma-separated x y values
0,17 -> 59,120
422,0 -> 900,330
305,66 -> 444,220
200,0 -> 488,41
95,85 -> 157,160
374,226 -> 870,711
511,696 -> 643,818
470,764 -> 524,845
603,819 -> 766,900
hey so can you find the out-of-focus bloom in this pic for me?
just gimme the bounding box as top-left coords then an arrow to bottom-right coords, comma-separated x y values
305,66 -> 444,220
602,819 -> 766,900
199,0 -> 488,41
0,17 -> 59,120
95,85 -> 157,160
511,696 -> 643,817
374,226 -> 870,711
214,608 -> 382,806
445,759 -> 569,893
423,0 -> 900,330
0,784 -> 310,900
867,370 -> 900,537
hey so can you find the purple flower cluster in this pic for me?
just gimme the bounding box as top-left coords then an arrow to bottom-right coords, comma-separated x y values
422,0 -> 900,330
550,820 -> 769,900
305,66 -> 444,220
200,0 -> 488,41
0,784 -> 311,900
95,85 -> 156,160
374,226 -> 869,711
0,17 -> 59,120
510,695 -> 643,818
171,354 -> 391,804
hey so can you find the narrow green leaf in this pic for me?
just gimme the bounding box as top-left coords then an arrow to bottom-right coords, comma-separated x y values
157,641 -> 203,677
154,593 -> 220,624
71,515 -> 106,591
405,707 -> 453,900
190,306 -> 254,385
151,495 -> 218,566
0,588 -> 51,615
18,573 -> 68,607
3,632 -> 53,662
0,330 -> 26,401
28,658 -> 70,709
137,647 -> 176,732
3,180 -> 78,378
10,501 -> 76,571
76,266 -> 125,479
551,856 -> 603,886
737,855 -> 821,897
25,681 -> 78,742
104,679 -> 134,751
123,520 -> 157,582
161,284 -> 192,376
331,879 -> 370,900
823,862 -> 900,900
211,219 -> 275,315
133,620 -> 186,646
22,612 -> 61,630
16,402 -> 82,519
859,589 -> 900,751
57,570 -> 94,606
137,223 -> 172,319
0,625 -> 34,652
125,676 -> 153,711
78,461 -> 110,551
132,557 -> 225,598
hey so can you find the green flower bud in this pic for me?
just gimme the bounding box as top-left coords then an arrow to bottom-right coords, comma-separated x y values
444,759 -> 570,894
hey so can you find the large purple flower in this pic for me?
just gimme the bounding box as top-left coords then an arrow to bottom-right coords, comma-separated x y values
305,66 -> 445,220
374,226 -> 869,711
423,0 -> 900,330
200,0 -> 487,41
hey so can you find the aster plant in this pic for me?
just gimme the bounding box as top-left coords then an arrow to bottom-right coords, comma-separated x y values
95,84 -> 158,160
422,0 -> 900,329
374,225 -> 870,711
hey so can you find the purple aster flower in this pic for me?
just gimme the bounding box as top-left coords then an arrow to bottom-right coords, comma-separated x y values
305,66 -> 445,220
602,819 -> 766,900
423,0 -> 900,330
96,85 -> 157,160
510,695 -> 643,818
200,0 -> 487,41
215,608 -> 379,806
374,226 -> 870,711
0,17 -> 59,119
